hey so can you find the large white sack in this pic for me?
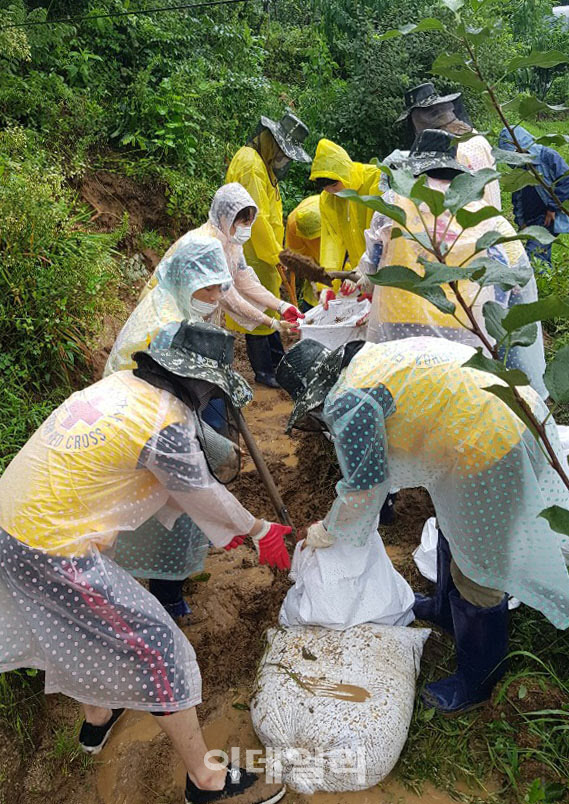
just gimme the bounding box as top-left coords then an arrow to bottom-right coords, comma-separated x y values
252,624 -> 430,794
279,533 -> 415,629
300,297 -> 371,350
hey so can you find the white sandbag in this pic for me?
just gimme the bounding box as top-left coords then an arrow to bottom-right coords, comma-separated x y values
279,533 -> 414,630
413,517 -> 522,610
412,516 -> 438,582
252,624 -> 431,793
300,297 -> 371,350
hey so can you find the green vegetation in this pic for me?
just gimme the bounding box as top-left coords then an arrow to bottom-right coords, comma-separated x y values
0,0 -> 569,801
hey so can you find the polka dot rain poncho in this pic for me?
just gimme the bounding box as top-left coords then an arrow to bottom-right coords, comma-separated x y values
359,181 -> 547,399
0,371 -> 255,710
321,337 -> 569,629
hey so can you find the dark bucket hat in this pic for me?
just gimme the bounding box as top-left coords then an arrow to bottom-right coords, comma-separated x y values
259,111 -> 311,164
404,129 -> 470,178
396,82 -> 462,123
133,321 -> 252,410
276,339 -> 346,433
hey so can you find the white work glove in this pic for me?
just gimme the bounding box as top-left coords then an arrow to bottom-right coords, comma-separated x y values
356,272 -> 373,299
305,521 -> 336,549
340,278 -> 358,296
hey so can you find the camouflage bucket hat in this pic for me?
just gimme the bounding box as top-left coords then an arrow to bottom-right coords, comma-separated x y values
133,321 -> 253,409
259,111 -> 311,164
276,339 -> 345,433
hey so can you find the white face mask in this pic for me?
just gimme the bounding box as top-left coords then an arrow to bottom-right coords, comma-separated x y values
231,224 -> 252,245
190,297 -> 218,316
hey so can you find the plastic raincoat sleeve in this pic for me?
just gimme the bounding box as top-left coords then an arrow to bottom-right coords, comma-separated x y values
541,147 -> 569,209
140,418 -> 255,547
219,262 -> 284,330
322,386 -> 393,545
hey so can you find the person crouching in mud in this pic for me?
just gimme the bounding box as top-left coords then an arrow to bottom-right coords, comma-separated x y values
277,336 -> 569,714
0,321 -> 289,804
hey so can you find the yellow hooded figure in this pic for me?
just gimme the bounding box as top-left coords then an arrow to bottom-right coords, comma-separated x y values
310,139 -> 382,272
286,194 -> 334,308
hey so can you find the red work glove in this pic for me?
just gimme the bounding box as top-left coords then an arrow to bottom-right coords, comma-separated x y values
340,278 -> 358,297
319,289 -> 336,310
252,522 -> 292,571
224,534 -> 247,551
280,304 -> 305,325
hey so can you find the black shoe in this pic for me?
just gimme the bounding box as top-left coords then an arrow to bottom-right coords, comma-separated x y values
254,372 -> 280,389
79,708 -> 125,755
185,765 -> 286,804
379,492 -> 397,525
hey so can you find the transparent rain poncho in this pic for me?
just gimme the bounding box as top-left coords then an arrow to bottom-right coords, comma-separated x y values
0,371 -> 255,708
360,182 -> 547,398
321,337 -> 569,629
310,139 -> 382,272
105,235 -> 232,375
141,184 -> 287,331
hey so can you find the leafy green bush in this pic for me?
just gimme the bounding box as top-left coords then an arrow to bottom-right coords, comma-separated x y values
0,127 -> 121,466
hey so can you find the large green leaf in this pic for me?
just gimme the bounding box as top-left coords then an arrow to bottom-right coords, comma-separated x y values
418,259 -> 479,286
466,256 -> 533,290
368,265 -> 456,315
539,506 -> 569,537
491,147 -> 534,166
475,225 -> 555,252
459,23 -> 493,45
501,296 -> 569,332
444,169 -> 501,213
456,206 -> 501,228
376,18 -> 445,39
500,168 -> 541,192
337,189 -> 408,229
483,300 -> 508,343
544,345 -> 569,404
534,134 -> 569,147
506,50 -> 569,72
463,348 -> 530,386
389,168 -> 418,198
431,64 -> 486,91
410,175 -> 446,217
432,52 -> 468,71
518,96 -> 568,120
502,95 -> 568,120
482,384 -> 541,440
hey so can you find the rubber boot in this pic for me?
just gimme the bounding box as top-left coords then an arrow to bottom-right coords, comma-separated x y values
148,578 -> 191,623
413,530 -> 455,632
268,330 -> 285,369
245,334 -> 279,388
421,590 -> 509,714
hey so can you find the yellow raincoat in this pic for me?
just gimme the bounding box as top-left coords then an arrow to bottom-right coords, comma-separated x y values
310,139 -> 381,272
285,195 -> 341,307
225,133 -> 284,335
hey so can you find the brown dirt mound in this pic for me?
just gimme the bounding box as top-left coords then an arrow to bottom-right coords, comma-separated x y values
78,170 -> 175,249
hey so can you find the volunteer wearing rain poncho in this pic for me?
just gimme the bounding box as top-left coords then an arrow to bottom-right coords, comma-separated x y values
285,194 -> 329,310
0,321 -> 291,804
309,138 -> 382,308
105,235 -> 235,621
396,82 -> 501,209
226,112 -> 312,387
498,125 -> 569,267
141,183 -> 304,338
358,130 -> 547,399
106,234 -> 232,376
277,335 -> 569,714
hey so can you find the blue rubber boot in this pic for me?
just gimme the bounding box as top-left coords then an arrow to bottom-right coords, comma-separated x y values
413,530 -> 455,632
421,590 -> 509,714
245,334 -> 279,388
148,578 -> 191,623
